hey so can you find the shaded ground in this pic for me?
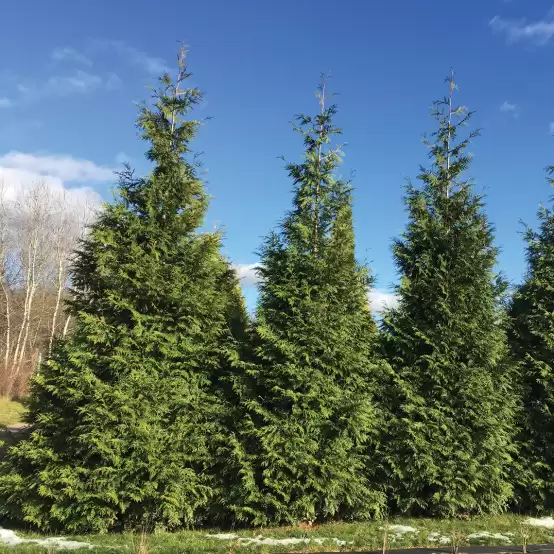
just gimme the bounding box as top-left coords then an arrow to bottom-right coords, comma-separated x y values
0,398 -> 25,427
0,398 -> 28,463
1,515 -> 554,553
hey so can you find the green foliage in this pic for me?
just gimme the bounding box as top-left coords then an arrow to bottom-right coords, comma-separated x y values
0,50 -> 247,533
229,79 -> 386,525
509,167 -> 554,511
379,72 -> 516,516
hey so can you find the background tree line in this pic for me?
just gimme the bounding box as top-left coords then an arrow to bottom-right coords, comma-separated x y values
0,182 -> 92,398
0,51 -> 553,532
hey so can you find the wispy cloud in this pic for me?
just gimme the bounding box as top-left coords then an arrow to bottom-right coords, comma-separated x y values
0,97 -> 12,108
105,73 -> 123,91
500,100 -> 517,112
500,100 -> 519,119
490,14 -> 554,44
51,47 -> 92,66
89,39 -> 170,75
14,70 -> 121,103
0,151 -> 115,183
46,71 -> 104,95
115,151 -> 133,165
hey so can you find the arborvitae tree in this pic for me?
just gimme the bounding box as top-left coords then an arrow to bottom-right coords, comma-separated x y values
230,79 -> 385,525
509,168 -> 554,511
380,72 -> 516,516
0,49 -> 247,533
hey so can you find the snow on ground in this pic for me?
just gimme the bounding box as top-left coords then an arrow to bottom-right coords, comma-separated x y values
240,536 -> 310,547
205,533 -> 353,547
428,532 -> 452,544
385,524 -> 418,534
377,525 -> 418,544
0,528 -> 92,549
524,517 -> 554,529
206,533 -> 239,540
467,531 -> 513,542
428,531 -> 515,545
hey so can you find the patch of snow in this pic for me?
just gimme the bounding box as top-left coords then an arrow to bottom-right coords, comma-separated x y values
524,517 -> 554,529
0,528 -> 92,550
206,533 -> 239,540
239,537 -> 310,546
428,533 -> 451,545
0,530 -> 21,548
0,530 -> 22,548
332,537 -> 354,546
204,533 -> 353,548
383,525 -> 417,544
467,532 -> 512,542
384,524 -> 418,535
40,538 -> 93,550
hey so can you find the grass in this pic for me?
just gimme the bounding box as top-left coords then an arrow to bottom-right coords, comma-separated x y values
0,397 -> 25,427
1,515 -> 554,553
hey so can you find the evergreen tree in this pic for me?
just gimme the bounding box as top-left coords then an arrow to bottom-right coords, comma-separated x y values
0,49 -> 247,533
230,79 -> 385,525
380,72 -> 516,516
509,167 -> 554,511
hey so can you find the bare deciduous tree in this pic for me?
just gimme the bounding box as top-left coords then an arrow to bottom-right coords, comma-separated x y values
0,180 -> 94,398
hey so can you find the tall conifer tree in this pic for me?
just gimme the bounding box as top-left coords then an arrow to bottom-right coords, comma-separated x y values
230,79 -> 385,525
380,72 -> 515,516
509,168 -> 554,511
0,49 -> 247,532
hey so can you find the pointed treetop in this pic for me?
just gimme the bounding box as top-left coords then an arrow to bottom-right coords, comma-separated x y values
421,68 -> 479,199
121,45 -> 209,229
282,75 -> 347,257
139,44 -> 204,161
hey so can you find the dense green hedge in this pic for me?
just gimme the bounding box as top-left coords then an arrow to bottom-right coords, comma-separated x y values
0,58 -> 551,532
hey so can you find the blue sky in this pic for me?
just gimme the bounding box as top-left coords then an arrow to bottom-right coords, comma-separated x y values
1,0 -> 554,310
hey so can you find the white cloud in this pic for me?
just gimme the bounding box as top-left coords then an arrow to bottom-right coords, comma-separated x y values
368,290 -> 398,314
0,167 -> 101,212
500,100 -> 516,112
0,153 -> 104,232
51,47 -> 92,66
0,151 -> 115,183
234,263 -> 260,286
0,97 -> 12,108
89,39 -> 170,75
490,14 -> 554,45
